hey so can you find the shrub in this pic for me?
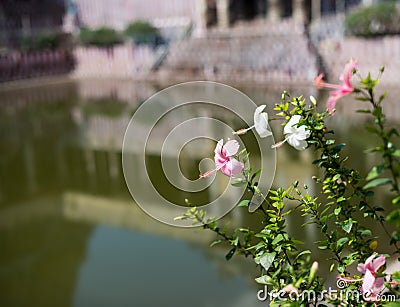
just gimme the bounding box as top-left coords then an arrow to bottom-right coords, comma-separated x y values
345,1 -> 400,37
21,33 -> 62,51
78,27 -> 123,47
124,20 -> 164,46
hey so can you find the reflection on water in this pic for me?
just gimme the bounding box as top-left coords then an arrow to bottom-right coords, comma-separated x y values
0,80 -> 398,306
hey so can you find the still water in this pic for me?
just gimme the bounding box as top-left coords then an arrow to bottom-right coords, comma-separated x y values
0,79 -> 398,307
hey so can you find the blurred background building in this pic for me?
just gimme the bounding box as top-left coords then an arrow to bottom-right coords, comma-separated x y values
1,1 -> 399,307
4,0 -> 398,84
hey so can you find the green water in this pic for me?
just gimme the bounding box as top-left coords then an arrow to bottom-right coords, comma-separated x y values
0,80 -> 397,307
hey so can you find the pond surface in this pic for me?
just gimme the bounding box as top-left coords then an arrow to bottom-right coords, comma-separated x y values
0,79 -> 398,307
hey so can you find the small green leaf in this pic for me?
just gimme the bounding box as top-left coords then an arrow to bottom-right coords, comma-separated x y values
337,237 -> 349,247
332,174 -> 341,181
356,109 -> 372,113
251,169 -> 262,181
272,234 -> 283,245
294,250 -> 311,262
361,229 -> 372,236
387,209 -> 400,225
260,252 -> 276,271
366,165 -> 385,181
210,239 -> 222,247
225,247 -> 236,260
342,219 -> 353,234
332,143 -> 346,154
238,200 -> 250,207
231,178 -> 247,187
255,275 -> 272,285
363,178 -> 392,190
337,196 -> 346,203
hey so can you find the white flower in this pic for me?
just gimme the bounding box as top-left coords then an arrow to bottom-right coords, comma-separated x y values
272,115 -> 310,150
233,105 -> 272,138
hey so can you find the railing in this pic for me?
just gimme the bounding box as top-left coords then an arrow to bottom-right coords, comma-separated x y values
0,49 -> 74,83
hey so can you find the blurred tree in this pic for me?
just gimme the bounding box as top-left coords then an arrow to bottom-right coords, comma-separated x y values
78,27 -> 123,47
345,1 -> 400,37
124,20 -> 164,46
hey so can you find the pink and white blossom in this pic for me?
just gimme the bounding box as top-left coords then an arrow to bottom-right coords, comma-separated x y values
233,105 -> 272,138
314,59 -> 358,114
199,139 -> 244,178
357,253 -> 386,297
272,115 -> 310,150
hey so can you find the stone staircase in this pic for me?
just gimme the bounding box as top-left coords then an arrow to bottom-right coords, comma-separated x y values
157,20 -> 318,84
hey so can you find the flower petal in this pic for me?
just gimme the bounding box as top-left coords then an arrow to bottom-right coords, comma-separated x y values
374,277 -> 385,292
223,140 -> 240,156
287,136 -> 308,151
214,139 -> 224,155
361,269 -> 376,294
220,158 -> 244,177
371,256 -> 386,272
364,253 -> 377,268
255,114 -> 272,138
254,105 -> 266,118
327,93 -> 339,115
253,105 -> 272,138
291,126 -> 310,140
357,263 -> 366,274
340,58 -> 358,87
284,115 -> 301,135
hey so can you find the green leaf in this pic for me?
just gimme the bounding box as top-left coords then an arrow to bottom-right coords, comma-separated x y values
366,165 -> 385,181
337,237 -> 349,247
210,239 -> 222,247
272,234 -> 284,245
225,247 -> 236,260
231,178 -> 247,187
231,236 -> 239,246
356,109 -> 372,113
251,169 -> 262,182
332,143 -> 346,154
387,209 -> 400,225
342,219 -> 353,234
260,252 -> 276,271
294,250 -> 311,261
238,200 -> 250,207
337,196 -> 346,203
393,149 -> 400,157
255,275 -> 272,285
391,271 -> 400,284
361,229 -> 372,236
363,178 -> 392,189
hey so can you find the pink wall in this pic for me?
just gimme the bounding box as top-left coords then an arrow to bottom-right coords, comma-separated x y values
75,0 -> 197,30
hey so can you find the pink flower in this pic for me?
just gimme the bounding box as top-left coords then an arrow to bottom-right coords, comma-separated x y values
314,59 -> 358,114
199,139 -> 244,178
357,253 -> 386,297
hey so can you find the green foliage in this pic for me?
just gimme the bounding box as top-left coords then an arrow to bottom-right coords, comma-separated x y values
345,1 -> 400,37
78,27 -> 123,47
21,32 -> 63,51
177,64 -> 400,306
124,20 -> 162,45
